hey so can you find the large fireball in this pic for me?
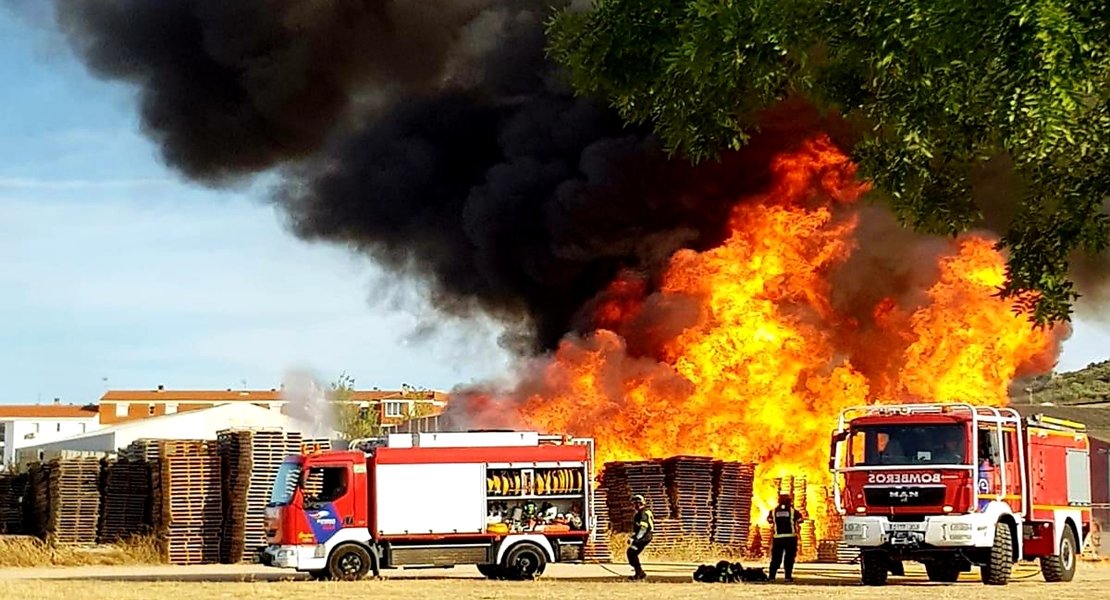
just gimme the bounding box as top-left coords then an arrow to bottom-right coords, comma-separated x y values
451,134 -> 1066,529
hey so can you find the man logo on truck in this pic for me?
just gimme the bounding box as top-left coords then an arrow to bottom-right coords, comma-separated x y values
867,472 -> 941,484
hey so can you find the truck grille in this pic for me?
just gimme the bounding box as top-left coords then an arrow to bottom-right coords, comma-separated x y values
863,486 -> 946,507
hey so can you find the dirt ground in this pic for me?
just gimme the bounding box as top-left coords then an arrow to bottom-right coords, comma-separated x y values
0,561 -> 1107,600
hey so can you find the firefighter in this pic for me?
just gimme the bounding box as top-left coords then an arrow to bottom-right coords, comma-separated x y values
627,494 -> 654,580
766,493 -> 803,582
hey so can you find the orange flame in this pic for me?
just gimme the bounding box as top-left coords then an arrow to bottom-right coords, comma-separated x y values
454,134 -> 1066,534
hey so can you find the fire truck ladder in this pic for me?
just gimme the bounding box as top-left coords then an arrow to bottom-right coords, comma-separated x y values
832,403 -> 1029,518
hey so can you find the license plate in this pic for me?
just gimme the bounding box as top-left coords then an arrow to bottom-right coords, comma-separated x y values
891,531 -> 921,545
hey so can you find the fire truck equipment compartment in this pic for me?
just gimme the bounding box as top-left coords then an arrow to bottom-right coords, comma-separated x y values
374,463 -> 486,535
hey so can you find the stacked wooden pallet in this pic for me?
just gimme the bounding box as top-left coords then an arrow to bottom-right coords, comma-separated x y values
710,461 -> 754,550
156,440 -> 222,564
98,457 -> 150,543
28,462 -> 50,538
599,461 -> 669,532
44,457 -> 102,545
0,472 -> 29,534
218,429 -> 309,563
774,474 -> 820,561
661,456 -> 717,540
583,485 -> 612,562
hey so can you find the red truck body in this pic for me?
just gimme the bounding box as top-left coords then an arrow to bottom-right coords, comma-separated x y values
830,403 -> 1092,586
261,431 -> 597,580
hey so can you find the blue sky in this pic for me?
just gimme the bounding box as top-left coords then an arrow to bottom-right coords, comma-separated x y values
1,11 -> 1108,406
0,12 -> 512,404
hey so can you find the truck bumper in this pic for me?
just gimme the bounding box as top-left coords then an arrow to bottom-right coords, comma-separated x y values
843,515 -> 995,550
262,544 -> 328,572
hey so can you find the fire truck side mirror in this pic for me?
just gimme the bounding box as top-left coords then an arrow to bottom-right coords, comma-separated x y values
828,429 -> 847,471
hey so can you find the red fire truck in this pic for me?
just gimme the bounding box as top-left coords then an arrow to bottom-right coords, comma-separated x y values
260,430 -> 597,580
829,403 -> 1093,586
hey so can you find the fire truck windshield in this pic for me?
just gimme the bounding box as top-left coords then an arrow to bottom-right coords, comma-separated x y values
848,423 -> 968,466
269,461 -> 302,506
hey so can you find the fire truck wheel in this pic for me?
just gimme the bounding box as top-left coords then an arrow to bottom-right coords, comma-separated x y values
476,564 -> 504,579
980,522 -> 1014,586
1040,524 -> 1078,583
327,543 -> 374,581
925,559 -> 961,583
860,550 -> 889,586
501,542 -> 547,580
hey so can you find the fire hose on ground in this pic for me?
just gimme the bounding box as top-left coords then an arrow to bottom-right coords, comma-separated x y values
587,558 -> 1047,582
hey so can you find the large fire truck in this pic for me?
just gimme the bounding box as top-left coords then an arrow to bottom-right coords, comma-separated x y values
260,430 -> 597,580
829,403 -> 1093,586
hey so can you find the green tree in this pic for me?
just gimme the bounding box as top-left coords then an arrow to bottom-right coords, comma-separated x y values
546,0 -> 1110,324
330,372 -> 382,440
398,383 -> 442,421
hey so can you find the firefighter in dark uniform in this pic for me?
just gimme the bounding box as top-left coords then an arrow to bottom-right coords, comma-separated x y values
627,494 -> 654,580
766,493 -> 803,582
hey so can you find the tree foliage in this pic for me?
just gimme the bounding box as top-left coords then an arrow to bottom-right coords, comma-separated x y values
1024,359 -> 1110,404
330,372 -> 382,440
546,0 -> 1110,323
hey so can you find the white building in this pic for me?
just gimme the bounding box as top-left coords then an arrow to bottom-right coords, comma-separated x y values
0,401 -> 103,468
15,401 -> 338,463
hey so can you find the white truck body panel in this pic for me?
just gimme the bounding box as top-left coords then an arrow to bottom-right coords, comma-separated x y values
386,433 -> 413,448
374,463 -> 486,535
414,431 -> 541,448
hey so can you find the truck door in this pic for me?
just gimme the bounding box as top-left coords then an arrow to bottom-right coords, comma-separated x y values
301,462 -> 357,543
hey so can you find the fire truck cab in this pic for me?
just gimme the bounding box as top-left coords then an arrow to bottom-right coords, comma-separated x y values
829,403 -> 1092,586
261,430 -> 596,581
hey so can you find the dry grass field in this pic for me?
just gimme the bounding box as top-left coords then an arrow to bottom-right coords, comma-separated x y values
0,561 -> 1107,600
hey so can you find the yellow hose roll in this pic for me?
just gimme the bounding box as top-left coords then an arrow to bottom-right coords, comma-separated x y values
536,473 -> 545,495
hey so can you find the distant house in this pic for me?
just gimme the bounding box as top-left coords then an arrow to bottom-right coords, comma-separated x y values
97,386 -> 447,429
0,400 -> 102,467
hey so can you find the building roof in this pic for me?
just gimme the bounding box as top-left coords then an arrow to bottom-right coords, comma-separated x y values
0,404 -> 100,420
99,388 -> 447,403
23,401 -> 334,448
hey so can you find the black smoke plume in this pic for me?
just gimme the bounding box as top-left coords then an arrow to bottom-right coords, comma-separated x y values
46,0 -> 1103,359
48,0 -> 859,353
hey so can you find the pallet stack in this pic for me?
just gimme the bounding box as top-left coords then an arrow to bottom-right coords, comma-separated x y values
661,456 -> 717,540
583,485 -> 612,562
98,457 -> 150,543
218,429 -> 310,563
814,486 -> 858,564
0,472 -> 29,534
43,457 -> 102,545
710,461 -> 754,549
774,474 -> 820,560
598,461 -> 670,532
601,460 -> 703,554
155,440 -> 222,564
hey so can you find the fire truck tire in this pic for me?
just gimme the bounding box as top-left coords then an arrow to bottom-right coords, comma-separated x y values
327,543 -> 375,581
925,559 -> 961,583
477,564 -> 505,579
860,550 -> 889,586
980,522 -> 1014,586
1040,524 -> 1078,583
500,542 -> 547,580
